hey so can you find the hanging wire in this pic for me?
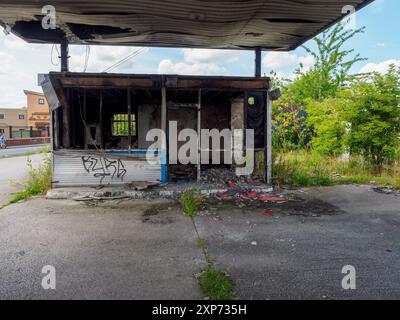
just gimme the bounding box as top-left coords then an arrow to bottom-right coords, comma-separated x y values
50,44 -> 60,66
102,48 -> 145,73
83,45 -> 91,72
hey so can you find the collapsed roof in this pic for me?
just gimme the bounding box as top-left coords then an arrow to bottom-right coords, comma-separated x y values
0,0 -> 373,51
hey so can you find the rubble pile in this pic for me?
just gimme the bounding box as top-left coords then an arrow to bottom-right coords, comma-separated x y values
201,167 -> 263,188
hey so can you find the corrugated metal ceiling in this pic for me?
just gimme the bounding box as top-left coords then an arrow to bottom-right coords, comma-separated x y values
0,0 -> 374,50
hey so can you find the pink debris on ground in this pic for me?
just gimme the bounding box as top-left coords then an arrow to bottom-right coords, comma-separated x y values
227,180 -> 237,188
261,210 -> 273,216
217,192 -> 230,199
242,191 -> 258,200
233,196 -> 244,202
213,216 -> 224,222
258,196 -> 289,202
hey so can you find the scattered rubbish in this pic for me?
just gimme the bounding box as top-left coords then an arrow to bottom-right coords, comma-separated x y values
227,180 -> 237,188
217,192 -> 230,200
127,181 -> 160,191
212,216 -> 224,222
73,195 -> 129,202
258,196 -> 289,202
201,167 -> 263,188
261,210 -> 273,216
373,186 -> 397,195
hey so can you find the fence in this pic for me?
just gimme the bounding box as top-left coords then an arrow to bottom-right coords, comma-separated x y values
0,125 -> 50,140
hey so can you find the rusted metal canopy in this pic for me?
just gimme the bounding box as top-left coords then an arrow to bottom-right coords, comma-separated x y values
0,0 -> 374,51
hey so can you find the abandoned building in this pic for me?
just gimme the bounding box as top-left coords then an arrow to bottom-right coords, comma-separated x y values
0,0 -> 374,187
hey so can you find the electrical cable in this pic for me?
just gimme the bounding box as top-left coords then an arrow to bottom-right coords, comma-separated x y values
102,48 -> 145,73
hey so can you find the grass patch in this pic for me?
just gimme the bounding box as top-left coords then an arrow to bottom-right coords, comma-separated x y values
199,269 -> 235,300
180,189 -> 205,218
0,156 -> 52,209
273,150 -> 400,189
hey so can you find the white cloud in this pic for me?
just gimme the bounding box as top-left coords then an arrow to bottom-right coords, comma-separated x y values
183,49 -> 239,64
0,31 -> 151,108
263,52 -> 315,71
157,48 -> 239,75
158,59 -> 226,75
359,59 -> 400,74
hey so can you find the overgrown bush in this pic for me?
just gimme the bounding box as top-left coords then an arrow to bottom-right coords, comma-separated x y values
306,98 -> 346,156
343,66 -> 400,169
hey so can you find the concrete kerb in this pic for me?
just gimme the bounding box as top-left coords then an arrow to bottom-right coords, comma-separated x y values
46,186 -> 274,200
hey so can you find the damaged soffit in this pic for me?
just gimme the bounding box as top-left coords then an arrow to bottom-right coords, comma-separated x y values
0,0 -> 374,51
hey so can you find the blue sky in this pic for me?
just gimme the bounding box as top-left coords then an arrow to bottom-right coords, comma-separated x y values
0,0 -> 398,108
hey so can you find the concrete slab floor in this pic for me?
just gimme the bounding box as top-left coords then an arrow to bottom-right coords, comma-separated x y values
0,185 -> 399,300
194,185 -> 400,300
0,199 -> 206,299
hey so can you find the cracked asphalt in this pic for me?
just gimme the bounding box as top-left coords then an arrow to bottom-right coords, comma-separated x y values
0,185 -> 399,299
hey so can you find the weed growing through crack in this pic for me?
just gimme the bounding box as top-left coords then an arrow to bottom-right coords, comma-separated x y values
180,189 -> 205,218
180,189 -> 235,300
199,269 -> 234,300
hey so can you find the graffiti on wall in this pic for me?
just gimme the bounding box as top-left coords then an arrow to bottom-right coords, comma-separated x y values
82,156 -> 127,184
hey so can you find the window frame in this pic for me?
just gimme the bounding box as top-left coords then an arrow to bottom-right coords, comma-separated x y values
38,98 -> 45,105
19,114 -> 25,120
111,113 -> 137,137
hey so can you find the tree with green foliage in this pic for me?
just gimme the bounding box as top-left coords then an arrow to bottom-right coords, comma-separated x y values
272,93 -> 309,151
306,98 -> 346,156
291,21 -> 366,103
343,65 -> 400,169
272,20 -> 366,152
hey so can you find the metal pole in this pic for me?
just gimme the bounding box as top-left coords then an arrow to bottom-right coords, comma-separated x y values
127,88 -> 132,152
161,86 -> 168,184
255,48 -> 262,78
60,38 -> 69,72
99,90 -> 103,149
197,89 -> 201,182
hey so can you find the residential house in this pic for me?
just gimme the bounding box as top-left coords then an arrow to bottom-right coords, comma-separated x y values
24,90 -> 50,130
0,108 -> 28,139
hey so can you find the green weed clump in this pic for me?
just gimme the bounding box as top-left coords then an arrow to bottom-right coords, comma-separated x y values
199,269 -> 235,300
1,156 -> 52,209
180,190 -> 205,218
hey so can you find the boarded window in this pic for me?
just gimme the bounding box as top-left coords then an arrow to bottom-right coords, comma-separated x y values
112,114 -> 136,137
